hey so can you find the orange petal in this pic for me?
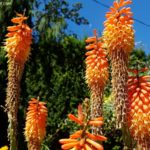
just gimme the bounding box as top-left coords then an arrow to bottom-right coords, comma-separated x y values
79,138 -> 86,147
85,44 -> 96,50
70,130 -> 83,139
113,1 -> 119,9
86,138 -> 104,150
119,0 -> 125,7
61,141 -> 79,149
68,114 -> 83,125
59,139 -> 78,144
88,120 -> 103,126
85,37 -> 96,43
85,50 -> 96,56
123,0 -> 132,6
11,17 -> 27,23
84,143 -> 93,150
86,132 -> 107,141
7,25 -> 21,31
140,76 -> 150,82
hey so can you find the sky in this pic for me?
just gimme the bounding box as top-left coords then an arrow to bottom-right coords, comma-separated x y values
68,0 -> 150,54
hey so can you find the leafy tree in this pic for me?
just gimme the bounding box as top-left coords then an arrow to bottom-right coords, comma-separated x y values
129,48 -> 150,69
33,0 -> 89,40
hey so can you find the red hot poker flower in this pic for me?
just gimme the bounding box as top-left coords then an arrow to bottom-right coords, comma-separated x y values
59,102 -> 107,150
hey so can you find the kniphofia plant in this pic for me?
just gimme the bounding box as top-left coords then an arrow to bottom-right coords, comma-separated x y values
4,13 -> 32,150
24,98 -> 48,150
127,68 -> 150,149
85,30 -> 109,134
59,99 -> 107,150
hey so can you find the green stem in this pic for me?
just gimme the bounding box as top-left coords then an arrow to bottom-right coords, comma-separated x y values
122,124 -> 136,149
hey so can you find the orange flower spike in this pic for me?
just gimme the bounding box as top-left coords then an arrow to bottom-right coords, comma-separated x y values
24,98 -> 48,147
103,0 -> 134,129
127,68 -> 150,148
103,0 -> 134,54
5,13 -> 32,150
84,36 -> 108,133
85,29 -> 109,88
59,104 -> 107,150
5,13 -> 32,64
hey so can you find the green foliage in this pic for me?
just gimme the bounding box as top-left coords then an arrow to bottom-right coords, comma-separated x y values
129,48 -> 150,69
33,0 -> 89,40
103,96 -> 123,150
0,47 -> 8,147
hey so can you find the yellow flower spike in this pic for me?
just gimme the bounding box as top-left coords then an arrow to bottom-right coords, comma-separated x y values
24,98 -> 48,150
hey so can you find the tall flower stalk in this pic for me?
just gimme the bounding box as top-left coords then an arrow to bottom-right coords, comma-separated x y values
85,30 -> 109,134
24,98 -> 48,150
127,68 -> 150,149
4,13 -> 32,150
102,0 -> 134,128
